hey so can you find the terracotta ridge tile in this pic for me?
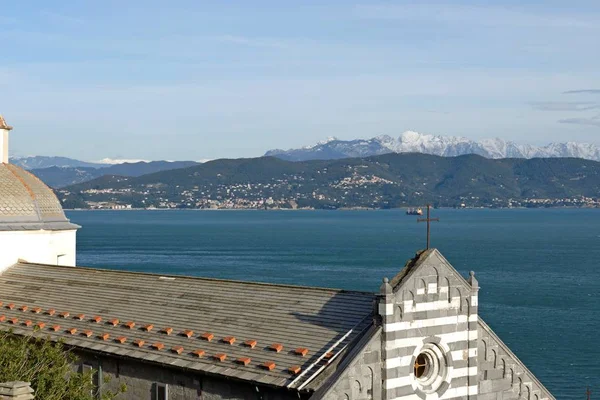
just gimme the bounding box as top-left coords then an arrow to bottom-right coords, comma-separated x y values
269,343 -> 283,353
288,365 -> 302,375
222,336 -> 236,345
192,349 -> 205,358
261,361 -> 276,371
152,342 -> 165,351
294,347 -> 309,357
236,357 -> 251,366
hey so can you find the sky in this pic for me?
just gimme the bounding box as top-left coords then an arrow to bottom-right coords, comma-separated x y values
1,1 -> 600,161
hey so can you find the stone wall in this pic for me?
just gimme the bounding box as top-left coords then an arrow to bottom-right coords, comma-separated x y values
314,327 -> 383,400
76,351 -> 299,400
476,321 -> 555,400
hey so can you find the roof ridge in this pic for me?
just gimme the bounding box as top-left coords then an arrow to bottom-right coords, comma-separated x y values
15,261 -> 377,296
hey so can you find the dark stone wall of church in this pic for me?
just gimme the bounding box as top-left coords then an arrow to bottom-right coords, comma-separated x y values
75,351 -> 299,400
316,329 -> 382,400
476,322 -> 555,400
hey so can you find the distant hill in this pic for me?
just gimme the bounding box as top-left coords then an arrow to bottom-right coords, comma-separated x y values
32,161 -> 199,188
10,156 -> 106,169
58,153 -> 600,209
265,131 -> 600,162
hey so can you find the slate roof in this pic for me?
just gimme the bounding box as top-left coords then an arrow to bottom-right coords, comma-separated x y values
0,262 -> 375,390
0,163 -> 78,230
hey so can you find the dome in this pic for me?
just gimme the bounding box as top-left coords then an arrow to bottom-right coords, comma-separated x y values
0,163 -> 78,230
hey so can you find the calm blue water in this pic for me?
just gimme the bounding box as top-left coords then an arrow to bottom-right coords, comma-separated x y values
67,209 -> 600,399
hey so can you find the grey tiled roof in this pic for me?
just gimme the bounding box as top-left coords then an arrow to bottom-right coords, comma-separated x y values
0,262 -> 375,390
0,163 -> 78,230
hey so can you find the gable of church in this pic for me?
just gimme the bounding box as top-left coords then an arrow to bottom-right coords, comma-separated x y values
377,249 -> 554,400
379,249 -> 480,400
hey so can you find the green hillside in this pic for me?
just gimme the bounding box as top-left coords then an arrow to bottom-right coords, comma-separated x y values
56,153 -> 600,209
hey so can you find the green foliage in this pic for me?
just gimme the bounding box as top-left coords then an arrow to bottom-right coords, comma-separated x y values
0,330 -> 125,400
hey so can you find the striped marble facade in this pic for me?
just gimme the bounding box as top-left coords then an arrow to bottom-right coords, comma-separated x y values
379,250 -> 480,400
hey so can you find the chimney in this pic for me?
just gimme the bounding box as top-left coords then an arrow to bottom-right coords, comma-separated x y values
0,115 -> 13,164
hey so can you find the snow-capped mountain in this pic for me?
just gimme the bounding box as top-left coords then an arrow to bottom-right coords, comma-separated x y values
265,131 -> 600,162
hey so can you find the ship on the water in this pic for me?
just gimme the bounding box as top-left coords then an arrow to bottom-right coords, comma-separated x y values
406,207 -> 423,216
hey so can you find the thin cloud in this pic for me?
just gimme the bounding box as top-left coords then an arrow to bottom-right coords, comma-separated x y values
558,114 -> 600,127
531,101 -> 599,111
39,10 -> 85,25
214,35 -> 288,49
563,89 -> 600,94
354,4 -> 597,29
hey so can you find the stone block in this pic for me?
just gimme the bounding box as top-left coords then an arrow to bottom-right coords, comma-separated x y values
363,350 -> 380,364
487,368 -> 503,380
479,379 -> 494,394
0,381 -> 34,400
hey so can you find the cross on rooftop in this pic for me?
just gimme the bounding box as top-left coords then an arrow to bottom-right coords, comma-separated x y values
417,204 -> 439,250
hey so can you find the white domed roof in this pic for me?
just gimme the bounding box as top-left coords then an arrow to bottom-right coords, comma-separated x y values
0,163 -> 78,230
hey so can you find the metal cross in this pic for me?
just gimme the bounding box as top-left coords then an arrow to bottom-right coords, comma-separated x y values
417,204 -> 439,250
414,358 -> 427,378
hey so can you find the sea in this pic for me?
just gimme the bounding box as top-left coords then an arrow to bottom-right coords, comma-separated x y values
67,208 -> 600,399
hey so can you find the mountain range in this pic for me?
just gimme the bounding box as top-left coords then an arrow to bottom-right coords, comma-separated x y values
58,153 -> 600,210
265,131 -> 600,162
27,161 -> 200,188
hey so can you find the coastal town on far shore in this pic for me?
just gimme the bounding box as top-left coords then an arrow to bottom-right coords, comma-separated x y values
58,184 -> 600,210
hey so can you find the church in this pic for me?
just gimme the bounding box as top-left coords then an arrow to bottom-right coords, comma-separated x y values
0,116 -> 554,400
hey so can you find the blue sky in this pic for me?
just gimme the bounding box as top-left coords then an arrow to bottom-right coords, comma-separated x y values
1,1 -> 599,161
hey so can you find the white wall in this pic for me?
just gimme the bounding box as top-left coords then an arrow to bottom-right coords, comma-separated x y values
0,229 -> 77,273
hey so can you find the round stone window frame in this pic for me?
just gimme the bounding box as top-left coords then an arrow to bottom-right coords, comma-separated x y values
411,337 -> 455,398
